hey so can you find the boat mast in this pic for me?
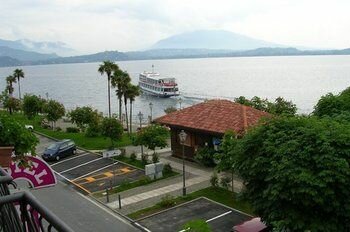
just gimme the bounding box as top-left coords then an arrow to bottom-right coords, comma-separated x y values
152,64 -> 154,73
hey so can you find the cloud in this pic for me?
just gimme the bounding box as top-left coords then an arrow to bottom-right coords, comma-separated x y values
0,0 -> 349,53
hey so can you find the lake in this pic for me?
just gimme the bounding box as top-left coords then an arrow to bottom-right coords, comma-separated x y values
1,55 -> 350,122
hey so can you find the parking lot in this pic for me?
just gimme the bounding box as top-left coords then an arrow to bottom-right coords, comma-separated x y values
136,197 -> 252,232
36,135 -> 145,194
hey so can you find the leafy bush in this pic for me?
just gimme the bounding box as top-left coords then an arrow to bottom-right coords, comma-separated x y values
194,147 -> 216,167
163,163 -> 172,175
152,153 -> 159,163
85,124 -> 100,137
210,172 -> 219,187
130,152 -> 137,161
220,176 -> 231,189
157,194 -> 176,208
141,154 -> 148,165
55,127 -> 62,132
66,127 -> 80,133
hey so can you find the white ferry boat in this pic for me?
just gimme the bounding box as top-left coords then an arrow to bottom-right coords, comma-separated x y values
138,71 -> 179,98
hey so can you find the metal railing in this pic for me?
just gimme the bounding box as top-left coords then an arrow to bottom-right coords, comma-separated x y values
0,167 -> 73,232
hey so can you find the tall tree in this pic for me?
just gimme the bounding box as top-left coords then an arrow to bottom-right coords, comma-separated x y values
5,75 -> 16,96
43,99 -> 65,129
98,61 -> 119,118
13,69 -> 24,99
128,84 -> 140,133
111,70 -> 131,121
235,116 -> 350,231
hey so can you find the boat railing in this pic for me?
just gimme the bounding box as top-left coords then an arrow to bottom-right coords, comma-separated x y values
0,167 -> 74,232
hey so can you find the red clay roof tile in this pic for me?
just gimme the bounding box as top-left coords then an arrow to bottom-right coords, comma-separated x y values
155,99 -> 270,135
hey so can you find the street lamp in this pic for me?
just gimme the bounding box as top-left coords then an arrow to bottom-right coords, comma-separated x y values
179,130 -> 187,196
149,102 -> 153,122
178,98 -> 182,110
137,111 -> 144,157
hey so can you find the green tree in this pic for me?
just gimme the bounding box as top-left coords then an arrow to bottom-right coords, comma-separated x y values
313,87 -> 350,118
268,96 -> 297,116
69,106 -> 101,132
135,124 -> 169,154
0,113 -> 38,163
234,96 -> 296,116
98,60 -> 120,118
235,116 -> 350,231
111,70 -> 130,121
22,94 -> 43,119
182,219 -> 212,232
43,99 -> 65,129
100,117 -> 123,148
128,84 -> 140,133
5,75 -> 16,96
2,95 -> 21,114
13,68 -> 24,99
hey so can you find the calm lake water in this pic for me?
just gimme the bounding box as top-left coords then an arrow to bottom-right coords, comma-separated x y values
1,55 -> 350,122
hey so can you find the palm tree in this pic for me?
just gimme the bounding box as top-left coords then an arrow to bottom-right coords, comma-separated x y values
98,61 -> 119,118
111,70 -> 131,121
6,75 -> 16,96
128,84 -> 140,133
13,69 -> 24,99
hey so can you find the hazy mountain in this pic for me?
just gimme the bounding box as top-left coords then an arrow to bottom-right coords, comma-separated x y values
0,46 -> 59,62
151,30 -> 283,50
35,50 -> 128,65
0,56 -> 22,67
0,38 -> 75,56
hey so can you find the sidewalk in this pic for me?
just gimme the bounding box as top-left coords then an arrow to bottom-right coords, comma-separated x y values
97,150 -> 214,215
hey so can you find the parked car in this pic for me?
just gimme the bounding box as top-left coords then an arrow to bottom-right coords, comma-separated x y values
42,139 -> 77,161
232,217 -> 269,232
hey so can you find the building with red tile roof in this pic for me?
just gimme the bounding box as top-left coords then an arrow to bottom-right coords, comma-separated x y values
155,99 -> 270,159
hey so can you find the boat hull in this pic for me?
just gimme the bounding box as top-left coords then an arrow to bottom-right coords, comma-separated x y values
139,86 -> 179,98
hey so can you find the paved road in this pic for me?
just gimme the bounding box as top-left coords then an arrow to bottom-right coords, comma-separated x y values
31,181 -> 139,232
31,134 -> 140,232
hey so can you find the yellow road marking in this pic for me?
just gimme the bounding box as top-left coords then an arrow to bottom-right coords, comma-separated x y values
85,177 -> 95,182
74,168 -> 136,186
104,172 -> 113,177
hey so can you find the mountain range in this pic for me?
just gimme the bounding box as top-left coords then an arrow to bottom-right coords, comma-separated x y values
0,30 -> 349,67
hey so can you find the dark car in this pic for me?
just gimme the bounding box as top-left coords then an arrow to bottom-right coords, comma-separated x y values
42,139 -> 77,161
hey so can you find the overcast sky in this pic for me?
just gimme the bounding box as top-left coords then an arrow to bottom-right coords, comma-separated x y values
1,0 -> 350,53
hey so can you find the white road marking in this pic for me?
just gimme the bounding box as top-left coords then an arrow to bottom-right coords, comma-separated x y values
50,153 -> 89,167
134,222 -> 152,232
206,210 -> 232,222
59,157 -> 104,174
72,162 -> 118,181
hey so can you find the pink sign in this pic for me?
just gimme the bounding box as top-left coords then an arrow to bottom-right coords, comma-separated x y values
7,156 -> 57,189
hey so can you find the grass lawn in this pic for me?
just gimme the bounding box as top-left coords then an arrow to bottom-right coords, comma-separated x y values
5,112 -> 133,150
128,187 -> 253,220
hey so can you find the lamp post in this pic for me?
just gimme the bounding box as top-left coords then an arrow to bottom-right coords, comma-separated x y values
149,102 -> 153,122
179,130 -> 187,196
178,98 -> 182,110
137,111 -> 144,157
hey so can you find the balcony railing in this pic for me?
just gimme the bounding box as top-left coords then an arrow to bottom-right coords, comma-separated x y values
0,167 -> 73,232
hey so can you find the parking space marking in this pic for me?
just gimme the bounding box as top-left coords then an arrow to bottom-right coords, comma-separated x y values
59,157 -> 104,174
50,152 -> 88,167
75,169 -> 137,186
71,162 -> 118,181
54,171 -> 91,194
206,210 -> 232,222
